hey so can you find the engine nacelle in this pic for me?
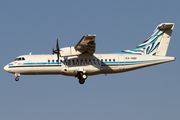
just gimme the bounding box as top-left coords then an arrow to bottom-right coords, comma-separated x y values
60,47 -> 81,57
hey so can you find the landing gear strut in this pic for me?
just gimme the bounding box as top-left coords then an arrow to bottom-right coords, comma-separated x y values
15,73 -> 20,82
76,72 -> 87,84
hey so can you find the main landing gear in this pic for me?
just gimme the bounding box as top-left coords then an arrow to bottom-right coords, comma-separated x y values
15,73 -> 20,82
76,72 -> 88,84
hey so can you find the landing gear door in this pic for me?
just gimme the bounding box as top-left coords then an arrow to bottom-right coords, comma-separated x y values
118,55 -> 125,70
61,57 -> 69,72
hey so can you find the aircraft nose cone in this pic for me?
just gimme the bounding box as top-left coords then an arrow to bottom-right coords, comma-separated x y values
4,65 -> 9,72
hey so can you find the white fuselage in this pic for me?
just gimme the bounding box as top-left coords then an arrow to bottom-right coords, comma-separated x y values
4,54 -> 175,77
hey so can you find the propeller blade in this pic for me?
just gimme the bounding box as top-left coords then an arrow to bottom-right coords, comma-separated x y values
56,37 -> 60,64
57,52 -> 59,64
56,37 -> 59,51
52,46 -> 54,54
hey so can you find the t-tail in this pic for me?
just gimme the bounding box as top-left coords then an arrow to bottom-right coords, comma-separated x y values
115,23 -> 174,56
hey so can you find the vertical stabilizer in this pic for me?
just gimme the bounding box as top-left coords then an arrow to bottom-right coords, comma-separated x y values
114,23 -> 174,56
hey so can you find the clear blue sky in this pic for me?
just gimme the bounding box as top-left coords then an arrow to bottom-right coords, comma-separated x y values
1,0 -> 180,120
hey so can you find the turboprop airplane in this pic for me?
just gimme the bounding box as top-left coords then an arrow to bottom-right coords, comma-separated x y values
4,23 -> 175,84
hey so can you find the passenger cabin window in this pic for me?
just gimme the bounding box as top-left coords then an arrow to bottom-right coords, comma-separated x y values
101,59 -> 103,62
113,59 -> 115,62
109,59 -> 111,62
48,60 -> 50,63
105,59 -> 107,62
52,60 -> 54,62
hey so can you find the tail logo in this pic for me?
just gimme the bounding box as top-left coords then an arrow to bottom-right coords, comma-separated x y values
122,29 -> 164,55
114,23 -> 174,56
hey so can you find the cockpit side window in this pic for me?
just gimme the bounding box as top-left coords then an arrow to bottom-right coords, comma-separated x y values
14,57 -> 25,61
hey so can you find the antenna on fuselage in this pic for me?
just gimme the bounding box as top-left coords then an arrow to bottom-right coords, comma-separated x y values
52,37 -> 61,64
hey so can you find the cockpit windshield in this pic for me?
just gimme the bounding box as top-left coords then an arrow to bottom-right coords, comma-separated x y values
14,58 -> 18,61
14,57 -> 25,61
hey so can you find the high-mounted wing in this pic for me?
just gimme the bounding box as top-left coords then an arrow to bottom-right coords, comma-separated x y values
75,35 -> 96,55
59,35 -> 96,57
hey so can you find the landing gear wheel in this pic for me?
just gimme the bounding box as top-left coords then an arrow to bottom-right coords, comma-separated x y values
79,79 -> 85,84
82,73 -> 87,79
15,77 -> 19,81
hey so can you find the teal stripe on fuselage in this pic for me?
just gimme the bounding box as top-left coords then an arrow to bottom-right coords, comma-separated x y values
101,62 -> 119,64
102,59 -> 166,65
9,64 -> 13,66
10,59 -> 166,67
10,62 -> 62,66
22,62 -> 62,65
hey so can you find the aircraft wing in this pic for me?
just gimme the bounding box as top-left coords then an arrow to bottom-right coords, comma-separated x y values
74,35 -> 96,55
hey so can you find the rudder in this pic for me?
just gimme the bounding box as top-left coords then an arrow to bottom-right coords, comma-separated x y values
156,23 -> 174,56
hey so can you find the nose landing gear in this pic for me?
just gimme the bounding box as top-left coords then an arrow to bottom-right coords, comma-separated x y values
76,72 -> 88,84
15,73 -> 20,82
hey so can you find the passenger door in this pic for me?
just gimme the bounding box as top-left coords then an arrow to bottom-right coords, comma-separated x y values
118,55 -> 125,70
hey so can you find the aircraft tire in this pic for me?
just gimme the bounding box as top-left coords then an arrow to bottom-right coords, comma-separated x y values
79,79 -> 85,84
15,77 -> 19,81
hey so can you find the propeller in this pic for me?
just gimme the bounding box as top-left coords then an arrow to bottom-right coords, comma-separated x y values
52,37 -> 61,64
